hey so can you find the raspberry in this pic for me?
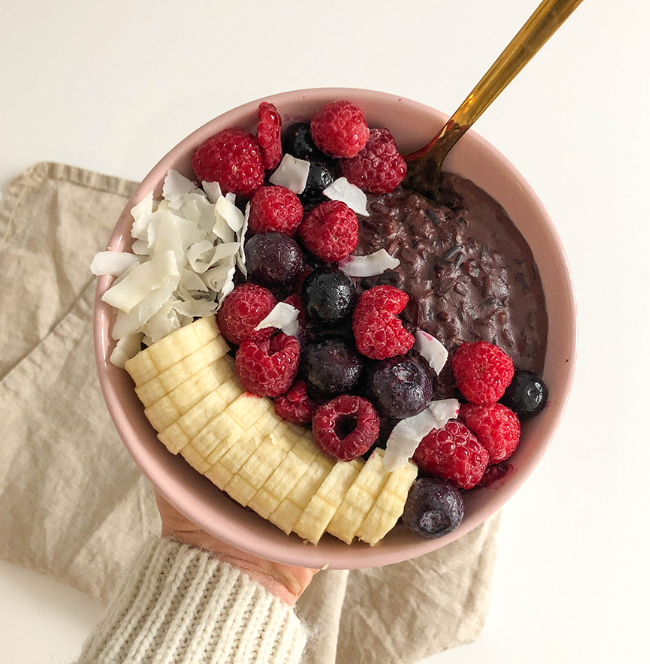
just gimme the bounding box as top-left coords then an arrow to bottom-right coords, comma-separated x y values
274,380 -> 315,425
191,128 -> 264,197
257,102 -> 282,170
477,463 -> 511,488
216,283 -> 276,345
310,100 -> 370,159
352,285 -> 414,360
312,395 -> 380,462
451,341 -> 515,404
340,128 -> 407,194
414,421 -> 489,490
298,200 -> 358,262
248,186 -> 303,235
459,403 -> 521,463
235,333 -> 300,398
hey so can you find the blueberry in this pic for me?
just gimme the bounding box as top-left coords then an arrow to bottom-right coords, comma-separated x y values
282,122 -> 326,161
301,338 -> 363,398
244,233 -> 303,287
500,369 -> 548,420
367,357 -> 433,419
300,161 -> 335,207
402,478 -> 464,539
302,267 -> 356,327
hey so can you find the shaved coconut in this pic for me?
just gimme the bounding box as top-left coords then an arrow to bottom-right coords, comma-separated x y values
226,192 -> 236,205
216,196 -> 244,233
163,169 -> 199,201
429,398 -> 460,428
90,251 -> 140,277
111,269 -> 180,340
178,198 -> 201,224
152,211 -> 184,261
130,192 -> 156,241
109,332 -> 144,368
101,168 -> 255,362
111,261 -> 140,288
180,269 -> 208,292
202,258 -> 236,292
173,297 -> 217,319
172,213 -> 206,249
132,239 -> 150,256
211,242 -> 240,264
383,398 -> 460,472
339,249 -> 400,277
269,154 -> 310,194
195,195 -> 218,233
218,264 -> 236,303
202,181 -> 222,204
323,177 -> 369,216
414,330 -> 448,375
254,302 -> 300,337
237,203 -> 250,277
188,242 -> 216,274
102,250 -> 178,314
383,408 -> 439,472
142,299 -> 181,344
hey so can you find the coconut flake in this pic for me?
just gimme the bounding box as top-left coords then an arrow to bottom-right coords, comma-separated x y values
429,398 -> 460,428
323,177 -> 369,216
130,192 -> 156,241
187,240 -> 216,274
142,299 -> 181,344
163,169 -> 199,201
102,250 -> 179,314
151,211 -> 184,261
202,181 -> 222,204
131,239 -> 150,256
254,302 -> 300,337
339,249 -> 400,277
111,268 -> 181,340
216,196 -> 244,233
203,258 -> 236,293
217,264 -> 236,303
414,330 -> 448,375
383,398 -> 460,472
180,268 -> 208,293
173,297 -> 217,319
90,251 -> 140,277
269,154 -> 310,194
110,332 -> 144,368
236,203 -> 250,277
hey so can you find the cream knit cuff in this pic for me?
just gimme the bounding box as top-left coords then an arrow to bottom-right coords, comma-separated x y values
76,536 -> 307,664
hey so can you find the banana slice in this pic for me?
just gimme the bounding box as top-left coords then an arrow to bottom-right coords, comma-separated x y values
124,317 -> 417,546
293,459 -> 363,544
357,457 -> 419,546
326,450 -> 390,545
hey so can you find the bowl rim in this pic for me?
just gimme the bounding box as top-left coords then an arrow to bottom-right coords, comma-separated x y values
94,87 -> 578,569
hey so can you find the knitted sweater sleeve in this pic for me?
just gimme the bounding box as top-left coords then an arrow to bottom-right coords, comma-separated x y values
76,537 -> 307,664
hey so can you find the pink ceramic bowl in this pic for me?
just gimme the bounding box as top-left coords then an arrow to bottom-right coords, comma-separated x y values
94,88 -> 577,569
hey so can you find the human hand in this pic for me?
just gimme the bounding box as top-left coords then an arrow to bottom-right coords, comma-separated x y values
156,493 -> 318,605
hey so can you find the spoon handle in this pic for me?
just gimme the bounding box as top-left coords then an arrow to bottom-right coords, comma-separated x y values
405,0 -> 584,165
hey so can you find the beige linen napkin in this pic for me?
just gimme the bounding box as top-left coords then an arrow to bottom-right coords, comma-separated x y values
0,162 -> 501,663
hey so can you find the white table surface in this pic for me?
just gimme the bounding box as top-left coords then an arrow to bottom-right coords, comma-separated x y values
1,0 -> 649,662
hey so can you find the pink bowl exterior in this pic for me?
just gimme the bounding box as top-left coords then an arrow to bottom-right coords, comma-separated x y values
94,88 -> 577,570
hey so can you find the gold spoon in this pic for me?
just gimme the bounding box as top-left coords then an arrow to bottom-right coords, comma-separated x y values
403,0 -> 584,200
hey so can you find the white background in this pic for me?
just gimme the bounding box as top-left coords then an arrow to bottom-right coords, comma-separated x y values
1,0 -> 649,662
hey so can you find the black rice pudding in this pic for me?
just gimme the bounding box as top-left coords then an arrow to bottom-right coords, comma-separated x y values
352,172 -> 548,399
